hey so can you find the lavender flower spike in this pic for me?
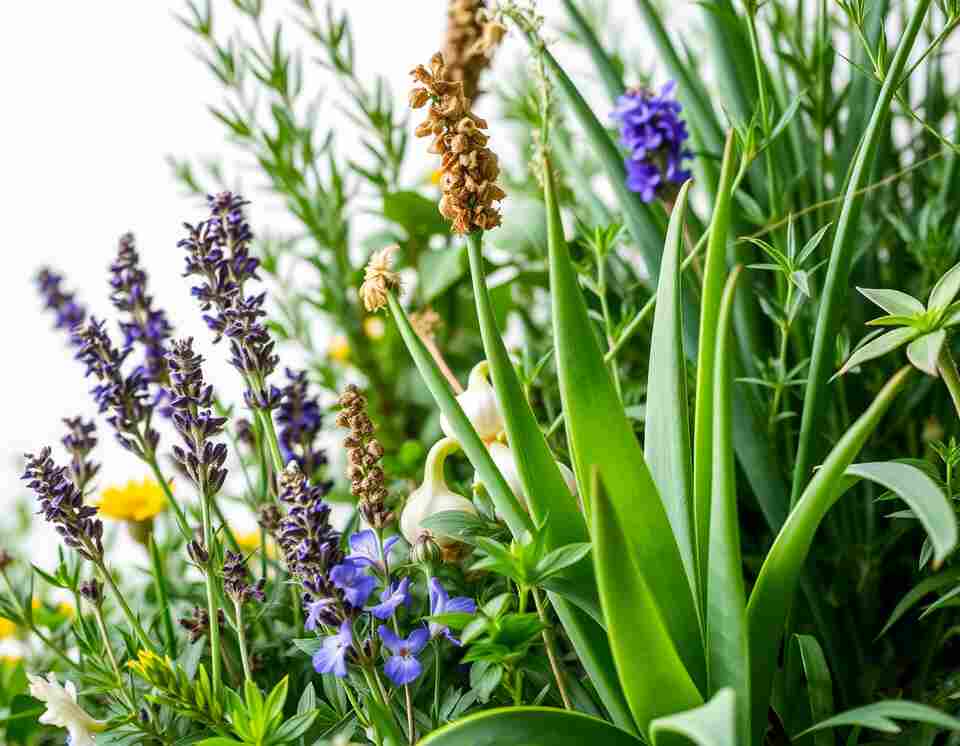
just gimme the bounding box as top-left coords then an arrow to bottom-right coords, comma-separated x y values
35,268 -> 87,342
380,625 -> 429,686
313,621 -> 353,678
277,369 -> 326,478
222,551 -> 265,604
611,81 -> 692,203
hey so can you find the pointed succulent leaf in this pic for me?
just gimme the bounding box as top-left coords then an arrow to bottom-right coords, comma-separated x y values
906,330 -> 946,377
857,287 -> 925,317
929,261 -> 960,311
833,327 -> 920,379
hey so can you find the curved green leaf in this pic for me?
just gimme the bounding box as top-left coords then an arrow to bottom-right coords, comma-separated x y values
876,567 -> 960,638
418,707 -> 645,746
560,0 -> 624,102
706,267 -> 749,745
930,261 -> 960,311
795,700 -> 960,738
649,688 -> 736,746
545,155 -> 705,695
646,180 -> 698,601
783,635 -> 835,746
593,472 -> 703,733
907,330 -> 946,377
747,367 -> 913,746
857,287 -> 925,316
832,327 -> 919,380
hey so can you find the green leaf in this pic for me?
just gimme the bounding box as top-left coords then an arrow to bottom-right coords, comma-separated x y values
383,190 -> 447,239
545,155 -> 705,698
649,688 -> 736,746
560,0 -> 624,101
783,635 -> 834,746
268,711 -> 318,744
929,261 -> 960,310
791,0 -> 933,506
832,327 -> 920,379
857,287 -> 925,316
418,707 -> 646,746
845,461 -> 956,564
535,543 -> 593,581
196,739 -> 244,746
420,244 -> 468,302
645,180 -> 699,602
795,701 -> 960,737
366,698 -> 405,746
593,471 -> 703,733
747,367 -> 913,746
263,675 -> 289,729
875,567 -> 960,638
907,330 -> 946,377
706,268 -> 750,745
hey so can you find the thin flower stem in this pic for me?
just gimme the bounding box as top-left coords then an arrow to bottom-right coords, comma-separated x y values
93,555 -> 155,652
938,346 -> 960,422
199,475 -> 223,698
145,450 -> 192,541
92,605 -> 136,710
532,588 -> 572,710
405,684 -> 415,745
420,334 -> 464,394
30,625 -> 81,672
234,599 -> 253,682
257,408 -> 285,473
432,642 -> 441,727
148,536 -> 178,658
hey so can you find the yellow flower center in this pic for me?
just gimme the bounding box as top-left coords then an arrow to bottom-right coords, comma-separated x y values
97,479 -> 168,521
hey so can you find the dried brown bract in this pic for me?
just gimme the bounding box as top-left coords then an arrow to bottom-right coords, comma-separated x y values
410,52 -> 506,235
359,245 -> 400,312
442,0 -> 500,101
336,385 -> 392,529
410,308 -> 443,340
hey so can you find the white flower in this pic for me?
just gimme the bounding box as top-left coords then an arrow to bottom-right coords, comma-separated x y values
27,672 -> 106,746
440,361 -> 503,443
401,438 -> 477,548
477,441 -> 578,510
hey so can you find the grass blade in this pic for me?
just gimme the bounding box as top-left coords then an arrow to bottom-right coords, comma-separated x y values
747,367 -> 913,746
795,701 -> 960,738
560,0 -> 623,101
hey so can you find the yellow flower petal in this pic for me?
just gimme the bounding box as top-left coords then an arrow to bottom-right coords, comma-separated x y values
97,479 -> 168,522
328,335 -> 350,363
0,618 -> 17,639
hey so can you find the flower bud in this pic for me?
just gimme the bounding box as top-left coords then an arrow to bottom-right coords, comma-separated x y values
411,533 -> 443,566
475,441 -> 578,511
440,361 -> 503,443
401,438 -> 477,548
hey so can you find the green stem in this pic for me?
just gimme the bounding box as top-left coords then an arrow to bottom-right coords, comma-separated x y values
257,408 -> 285,473
148,536 -> 177,657
533,588 -> 572,709
146,454 -> 192,541
93,604 -> 136,710
234,599 -> 253,682
93,556 -> 155,652
938,345 -> 960,421
199,478 -> 223,698
30,625 -> 81,671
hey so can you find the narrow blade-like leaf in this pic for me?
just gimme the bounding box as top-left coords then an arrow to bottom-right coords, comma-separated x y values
832,327 -> 919,380
930,261 -> 960,311
649,688 -> 736,746
857,287 -> 925,316
795,701 -> 960,738
875,567 -> 960,638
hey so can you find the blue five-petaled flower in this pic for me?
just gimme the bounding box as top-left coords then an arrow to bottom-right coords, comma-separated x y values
428,578 -> 476,645
380,625 -> 430,686
313,620 -> 353,678
330,560 -> 377,608
366,577 -> 411,620
347,529 -> 399,573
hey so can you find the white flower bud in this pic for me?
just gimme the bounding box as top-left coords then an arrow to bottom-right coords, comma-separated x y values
440,361 -> 503,442
476,441 -> 578,509
27,672 -> 106,746
401,438 -> 477,548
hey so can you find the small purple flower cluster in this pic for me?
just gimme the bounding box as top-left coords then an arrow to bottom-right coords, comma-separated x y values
61,416 -> 100,494
35,268 -> 87,342
222,551 -> 266,604
178,192 -> 280,411
611,81 -> 692,203
277,369 -> 327,478
109,233 -> 174,413
72,317 -> 158,458
22,447 -> 104,562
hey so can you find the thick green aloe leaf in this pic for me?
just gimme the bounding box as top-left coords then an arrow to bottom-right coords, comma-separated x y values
545,156 -> 705,695
795,701 -> 960,738
645,180 -> 698,603
417,707 -> 645,746
593,472 -> 703,733
790,0 -> 933,506
693,134 -> 737,599
385,294 -> 531,538
747,367 -> 913,746
705,268 -> 749,745
876,567 -> 960,638
649,688 -> 736,746
464,231 -> 633,732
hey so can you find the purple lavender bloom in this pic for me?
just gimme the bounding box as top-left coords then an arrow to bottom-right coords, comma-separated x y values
347,530 -> 399,573
428,578 -> 476,645
380,626 -> 429,686
313,620 -> 353,678
329,561 -> 376,609
109,233 -> 174,414
277,369 -> 326,477
366,577 -> 411,620
304,598 -> 335,631
22,448 -> 103,562
222,551 -> 266,604
35,268 -> 87,342
611,82 -> 692,203
61,417 -> 99,494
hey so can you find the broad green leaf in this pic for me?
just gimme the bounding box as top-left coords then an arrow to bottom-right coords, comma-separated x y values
645,180 -> 698,602
418,707 -> 645,746
747,367 -> 913,746
383,190 -> 447,239
832,327 -> 920,379
845,461 -> 956,564
649,688 -> 736,746
929,261 -> 960,310
875,567 -> 960,638
545,155 -> 705,696
420,244 -> 468,302
694,134 -> 737,602
706,268 -> 750,745
788,635 -> 835,746
795,701 -> 960,737
269,711 -> 318,743
791,0 -> 933,507
593,472 -> 703,733
463,231 -> 631,730
907,330 -> 946,377
366,698 -> 405,746
857,287 -> 925,317
386,293 -> 532,538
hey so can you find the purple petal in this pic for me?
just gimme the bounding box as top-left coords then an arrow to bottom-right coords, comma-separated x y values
384,654 -> 423,686
379,625 -> 402,654
406,626 -> 430,655
347,529 -> 380,565
444,596 -> 476,615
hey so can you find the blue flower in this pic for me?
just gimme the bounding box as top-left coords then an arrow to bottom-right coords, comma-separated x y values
611,82 -> 692,203
366,577 -> 411,620
347,529 -> 399,573
330,560 -> 376,608
380,625 -> 430,686
313,620 -> 353,678
428,578 -> 476,645
304,598 -> 334,631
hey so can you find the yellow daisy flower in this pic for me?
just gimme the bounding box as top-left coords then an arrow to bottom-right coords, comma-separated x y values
328,335 -> 350,363
0,618 -> 16,639
0,655 -> 22,665
97,479 -> 168,522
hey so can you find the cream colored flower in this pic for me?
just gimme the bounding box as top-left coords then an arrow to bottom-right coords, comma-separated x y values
477,441 -> 578,511
27,672 -> 106,746
440,361 -> 503,443
401,438 -> 477,548
359,246 -> 401,312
